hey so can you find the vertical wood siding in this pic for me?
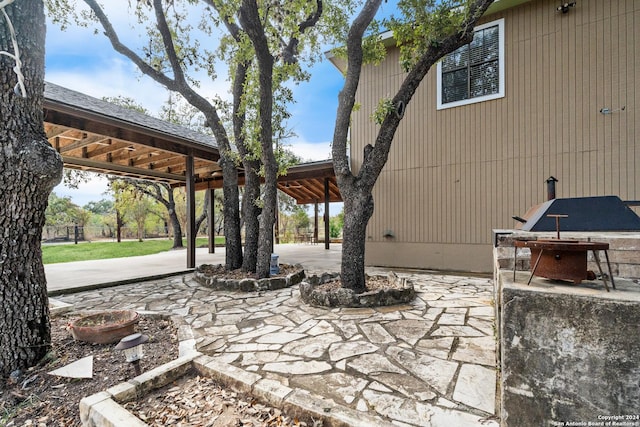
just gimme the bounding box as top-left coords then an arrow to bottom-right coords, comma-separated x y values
351,0 -> 640,269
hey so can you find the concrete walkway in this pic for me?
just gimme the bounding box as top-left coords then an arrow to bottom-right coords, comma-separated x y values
50,251 -> 499,426
45,243 -> 343,293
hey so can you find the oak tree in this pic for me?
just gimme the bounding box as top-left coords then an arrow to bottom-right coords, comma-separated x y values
51,0 -> 350,276
0,0 -> 64,376
332,0 -> 495,291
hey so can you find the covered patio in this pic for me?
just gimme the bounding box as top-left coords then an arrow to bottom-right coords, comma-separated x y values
43,82 -> 342,267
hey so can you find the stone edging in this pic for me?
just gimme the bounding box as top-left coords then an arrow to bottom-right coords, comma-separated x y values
193,264 -> 306,292
78,319 -> 393,427
49,298 -> 74,316
299,271 -> 416,308
64,304 -> 394,427
80,352 -> 394,427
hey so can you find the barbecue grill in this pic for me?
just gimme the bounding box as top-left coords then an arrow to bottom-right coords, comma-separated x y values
512,194 -> 640,291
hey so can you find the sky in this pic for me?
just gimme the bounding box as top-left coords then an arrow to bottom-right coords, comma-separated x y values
44,2 -> 398,207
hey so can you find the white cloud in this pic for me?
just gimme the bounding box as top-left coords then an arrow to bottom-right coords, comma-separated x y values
46,57 -> 232,117
53,175 -> 110,207
46,59 -> 169,114
285,140 -> 332,162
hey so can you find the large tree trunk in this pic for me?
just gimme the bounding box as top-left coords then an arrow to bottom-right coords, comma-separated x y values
340,191 -> 374,294
165,186 -> 183,249
241,162 -> 261,273
331,0 -> 383,292
0,0 -> 63,377
220,155 -> 243,270
257,162 -> 277,278
239,0 -> 277,279
231,57 -> 260,273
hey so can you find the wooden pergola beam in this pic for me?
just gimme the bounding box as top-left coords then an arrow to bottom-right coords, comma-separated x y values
62,156 -> 186,182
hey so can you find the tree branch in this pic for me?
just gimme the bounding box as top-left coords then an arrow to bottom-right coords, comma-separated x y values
360,0 -> 496,189
152,0 -> 189,88
195,188 -> 209,233
116,178 -> 171,209
280,0 -> 323,64
84,0 -> 178,90
202,0 -> 242,41
331,0 -> 383,184
83,0 -> 233,155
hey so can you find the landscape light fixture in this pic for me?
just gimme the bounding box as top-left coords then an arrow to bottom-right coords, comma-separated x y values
115,333 -> 148,375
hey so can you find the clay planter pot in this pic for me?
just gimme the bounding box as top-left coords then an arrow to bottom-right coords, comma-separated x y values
69,310 -> 139,344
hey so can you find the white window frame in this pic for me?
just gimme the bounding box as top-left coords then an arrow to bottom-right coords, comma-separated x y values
436,18 -> 505,110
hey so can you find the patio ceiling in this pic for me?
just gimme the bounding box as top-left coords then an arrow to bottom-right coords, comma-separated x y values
201,160 -> 342,205
276,161 -> 342,204
43,82 -> 222,186
43,82 -> 341,204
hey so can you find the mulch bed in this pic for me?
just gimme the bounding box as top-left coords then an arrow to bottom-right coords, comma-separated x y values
124,374 -> 319,427
1,312 -> 313,426
1,315 -> 177,427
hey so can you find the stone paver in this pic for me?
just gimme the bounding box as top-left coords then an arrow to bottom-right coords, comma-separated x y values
55,272 -> 499,427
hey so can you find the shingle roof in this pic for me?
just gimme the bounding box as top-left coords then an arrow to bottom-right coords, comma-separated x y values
44,81 -> 217,149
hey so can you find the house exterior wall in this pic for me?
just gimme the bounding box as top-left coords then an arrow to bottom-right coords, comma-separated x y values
350,0 -> 640,273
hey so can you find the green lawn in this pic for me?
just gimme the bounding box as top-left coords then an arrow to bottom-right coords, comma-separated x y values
41,237 -> 224,264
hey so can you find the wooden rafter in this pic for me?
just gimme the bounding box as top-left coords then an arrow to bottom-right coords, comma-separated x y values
58,134 -> 110,153
44,83 -> 340,205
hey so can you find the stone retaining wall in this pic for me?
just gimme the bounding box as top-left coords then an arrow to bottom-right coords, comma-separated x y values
493,240 -> 640,426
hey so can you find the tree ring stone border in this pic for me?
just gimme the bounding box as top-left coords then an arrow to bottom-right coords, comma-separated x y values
194,264 -> 305,292
299,272 -> 416,308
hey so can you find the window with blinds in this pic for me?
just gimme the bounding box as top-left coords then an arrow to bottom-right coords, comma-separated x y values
437,18 -> 505,110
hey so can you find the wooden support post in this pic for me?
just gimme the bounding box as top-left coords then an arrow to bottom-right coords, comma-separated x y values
275,191 -> 280,245
324,178 -> 330,250
208,188 -> 215,254
186,155 -> 196,268
314,200 -> 319,244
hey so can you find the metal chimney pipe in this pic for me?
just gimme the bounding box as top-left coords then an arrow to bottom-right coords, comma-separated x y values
546,176 -> 558,200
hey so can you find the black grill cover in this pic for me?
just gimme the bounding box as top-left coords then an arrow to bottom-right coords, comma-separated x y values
519,196 -> 640,232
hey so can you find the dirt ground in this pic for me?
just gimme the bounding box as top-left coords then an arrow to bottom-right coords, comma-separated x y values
1,315 -> 178,427
197,263 -> 301,279
1,313 -> 312,427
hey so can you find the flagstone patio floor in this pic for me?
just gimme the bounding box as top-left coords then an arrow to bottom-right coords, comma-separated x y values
54,271 -> 499,427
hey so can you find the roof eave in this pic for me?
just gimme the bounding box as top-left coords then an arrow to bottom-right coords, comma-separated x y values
485,0 -> 533,15
326,0 -> 533,74
43,97 -> 220,162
